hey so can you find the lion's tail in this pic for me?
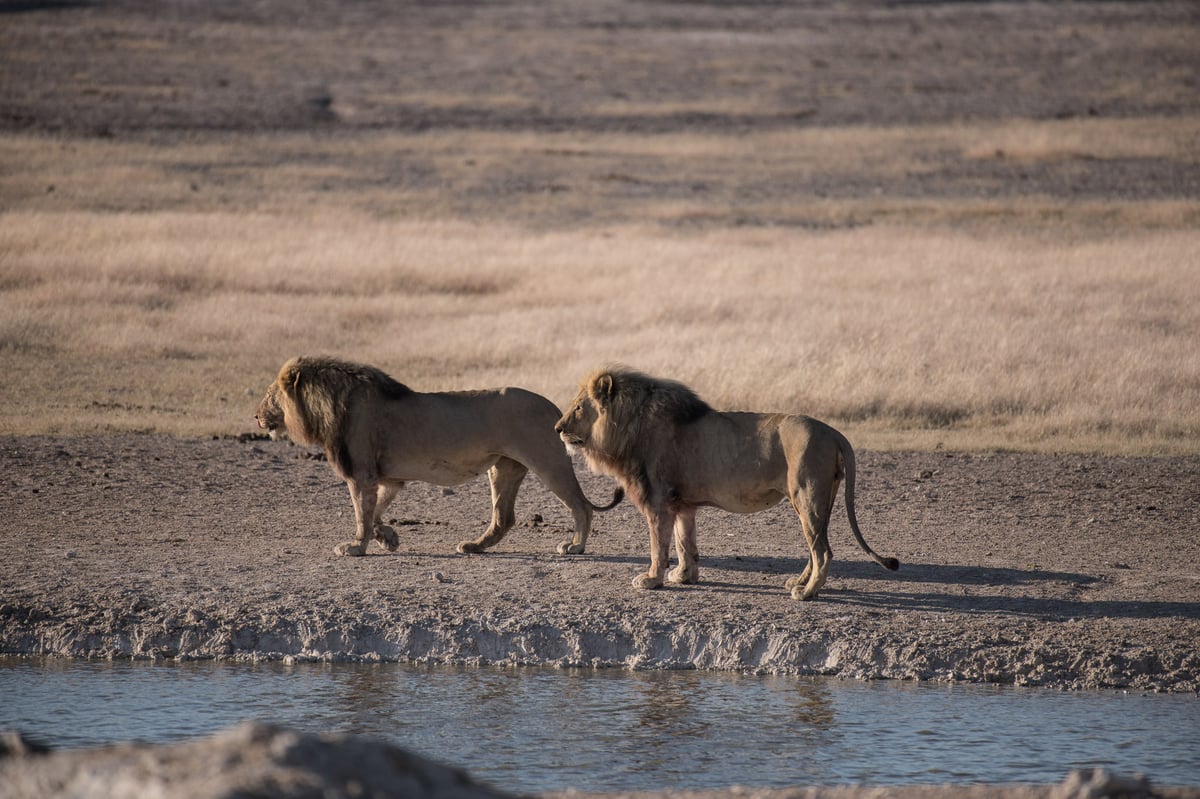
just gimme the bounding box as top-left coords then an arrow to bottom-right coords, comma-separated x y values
836,430 -> 900,572
591,487 -> 625,512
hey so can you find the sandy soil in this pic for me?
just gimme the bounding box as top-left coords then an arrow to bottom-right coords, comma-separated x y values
2,434 -> 1197,693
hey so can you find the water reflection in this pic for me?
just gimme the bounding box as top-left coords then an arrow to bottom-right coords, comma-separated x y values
632,670 -> 708,734
789,676 -> 837,742
1,658 -> 1197,793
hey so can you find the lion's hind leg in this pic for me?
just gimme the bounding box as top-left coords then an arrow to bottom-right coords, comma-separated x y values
555,494 -> 593,556
787,474 -> 838,601
784,564 -> 811,593
532,455 -> 595,556
457,458 -> 527,554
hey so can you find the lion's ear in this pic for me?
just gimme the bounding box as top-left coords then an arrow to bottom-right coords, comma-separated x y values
592,373 -> 615,405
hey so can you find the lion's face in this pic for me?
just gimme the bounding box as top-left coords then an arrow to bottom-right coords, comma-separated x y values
255,382 -> 287,440
555,389 -> 602,450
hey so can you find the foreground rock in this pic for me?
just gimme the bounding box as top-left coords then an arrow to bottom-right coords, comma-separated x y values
1,723 -> 1195,799
0,722 -> 509,799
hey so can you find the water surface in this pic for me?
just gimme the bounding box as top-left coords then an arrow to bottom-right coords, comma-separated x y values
1,658 -> 1196,793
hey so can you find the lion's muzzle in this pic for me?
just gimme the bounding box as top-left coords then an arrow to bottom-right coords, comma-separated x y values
555,425 -> 585,448
255,416 -> 281,440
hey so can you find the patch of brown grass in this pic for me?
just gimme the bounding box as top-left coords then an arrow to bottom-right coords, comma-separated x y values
1,204 -> 1196,454
3,113 -> 1197,451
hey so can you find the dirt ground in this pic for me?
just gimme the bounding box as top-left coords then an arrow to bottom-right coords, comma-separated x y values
2,0 -> 1198,226
2,433 -> 1197,694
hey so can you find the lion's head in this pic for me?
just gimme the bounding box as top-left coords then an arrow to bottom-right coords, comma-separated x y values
254,356 -> 413,453
255,381 -> 287,440
556,367 -> 711,466
555,380 -> 605,450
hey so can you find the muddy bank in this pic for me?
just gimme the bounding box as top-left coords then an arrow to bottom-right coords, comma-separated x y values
1,435 -> 1198,693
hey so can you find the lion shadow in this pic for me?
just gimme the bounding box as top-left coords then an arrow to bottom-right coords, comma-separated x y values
703,557 -> 1197,621
822,584 -> 1200,622
707,555 -> 1096,587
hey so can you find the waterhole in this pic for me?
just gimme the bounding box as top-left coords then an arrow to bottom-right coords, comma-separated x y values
1,658 -> 1196,793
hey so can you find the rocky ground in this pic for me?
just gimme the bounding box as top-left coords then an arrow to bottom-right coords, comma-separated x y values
2,434 -> 1198,694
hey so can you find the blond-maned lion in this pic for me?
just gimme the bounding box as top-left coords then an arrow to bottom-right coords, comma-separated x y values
555,367 -> 898,600
256,356 -> 622,557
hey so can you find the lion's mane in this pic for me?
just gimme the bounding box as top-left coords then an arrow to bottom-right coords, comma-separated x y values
274,356 -> 412,473
576,367 -> 710,492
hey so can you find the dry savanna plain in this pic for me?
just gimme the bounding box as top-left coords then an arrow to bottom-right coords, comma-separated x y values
1,0 -> 1200,795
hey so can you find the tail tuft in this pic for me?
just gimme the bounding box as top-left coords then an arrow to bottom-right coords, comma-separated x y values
881,556 -> 900,572
595,486 -> 625,511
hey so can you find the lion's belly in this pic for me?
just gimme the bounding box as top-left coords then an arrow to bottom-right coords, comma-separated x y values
684,484 -> 786,514
380,455 -> 499,486
708,489 -> 786,514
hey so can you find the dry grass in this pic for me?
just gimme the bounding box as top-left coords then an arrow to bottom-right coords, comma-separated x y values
2,111 -> 1197,452
2,193 -> 1197,453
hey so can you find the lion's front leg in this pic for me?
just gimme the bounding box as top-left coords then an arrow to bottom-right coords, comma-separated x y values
372,482 -> 403,552
668,508 -> 700,585
633,510 -> 673,590
334,476 -> 378,557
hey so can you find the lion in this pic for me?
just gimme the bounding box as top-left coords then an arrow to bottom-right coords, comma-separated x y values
256,356 -> 622,557
554,367 -> 898,600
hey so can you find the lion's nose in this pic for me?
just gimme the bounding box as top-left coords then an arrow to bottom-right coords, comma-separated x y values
553,420 -> 564,434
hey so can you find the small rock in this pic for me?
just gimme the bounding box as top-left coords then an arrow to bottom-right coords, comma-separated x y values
1051,768 -> 1151,799
0,731 -> 50,757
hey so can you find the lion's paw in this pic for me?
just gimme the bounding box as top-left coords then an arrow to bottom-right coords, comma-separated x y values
456,541 -> 484,555
632,573 -> 665,590
556,541 -> 586,556
373,524 -> 400,552
790,585 -> 819,601
333,542 -> 367,557
667,566 -> 698,585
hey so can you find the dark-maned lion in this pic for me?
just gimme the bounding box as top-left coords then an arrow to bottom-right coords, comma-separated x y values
554,367 -> 898,600
256,356 -> 622,557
